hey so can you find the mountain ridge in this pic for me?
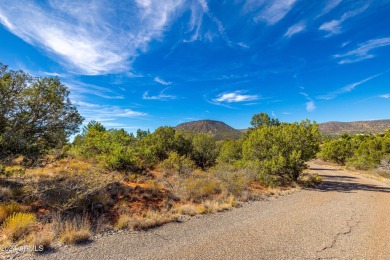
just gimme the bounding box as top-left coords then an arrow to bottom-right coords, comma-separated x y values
175,119 -> 390,138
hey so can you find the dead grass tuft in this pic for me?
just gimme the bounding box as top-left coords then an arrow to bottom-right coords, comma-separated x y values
178,204 -> 198,216
57,217 -> 92,244
132,210 -> 178,230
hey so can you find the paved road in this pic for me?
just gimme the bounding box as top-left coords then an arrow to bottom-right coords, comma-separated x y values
28,162 -> 390,259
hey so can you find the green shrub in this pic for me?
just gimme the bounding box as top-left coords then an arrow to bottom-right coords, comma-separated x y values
161,152 -> 195,176
242,120 -> 320,182
191,133 -> 218,169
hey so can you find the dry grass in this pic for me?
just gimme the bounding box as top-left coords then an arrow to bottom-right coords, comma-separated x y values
114,214 -> 132,230
0,201 -> 22,223
58,217 -> 92,244
2,212 -> 36,242
299,173 -> 323,187
132,210 -> 178,230
28,227 -> 54,252
0,187 -> 12,201
185,174 -> 222,201
178,204 -> 198,216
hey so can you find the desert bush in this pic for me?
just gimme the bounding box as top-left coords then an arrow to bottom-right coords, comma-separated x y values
191,133 -> 219,169
160,152 -> 195,177
319,135 -> 355,165
2,212 -> 36,241
213,164 -> 248,195
217,139 -> 242,164
243,120 -> 320,182
71,123 -> 137,170
347,136 -> 384,170
320,132 -> 390,171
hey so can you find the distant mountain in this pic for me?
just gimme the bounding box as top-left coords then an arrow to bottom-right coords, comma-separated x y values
176,119 -> 390,139
319,119 -> 390,135
176,120 -> 242,140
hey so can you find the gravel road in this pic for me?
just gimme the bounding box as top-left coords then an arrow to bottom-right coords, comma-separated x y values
21,162 -> 390,259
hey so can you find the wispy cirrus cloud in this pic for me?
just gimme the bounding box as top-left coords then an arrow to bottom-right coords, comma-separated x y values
284,21 -> 306,38
254,0 -> 296,25
72,100 -> 147,126
184,0 -> 232,45
317,72 -> 385,100
0,0 -> 184,75
143,88 -> 176,101
154,77 -> 172,85
334,37 -> 390,64
213,91 -> 259,103
319,4 -> 369,36
379,94 -> 390,99
316,0 -> 342,18
65,81 -> 124,100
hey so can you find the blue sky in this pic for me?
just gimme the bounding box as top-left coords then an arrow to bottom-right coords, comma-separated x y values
1,0 -> 389,132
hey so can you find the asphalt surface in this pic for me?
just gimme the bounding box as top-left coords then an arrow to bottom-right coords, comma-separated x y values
20,162 -> 390,259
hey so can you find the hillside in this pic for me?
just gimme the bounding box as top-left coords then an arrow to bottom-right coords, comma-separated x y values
175,120 -> 242,140
319,119 -> 390,135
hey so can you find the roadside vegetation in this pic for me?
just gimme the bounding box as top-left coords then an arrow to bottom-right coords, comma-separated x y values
1,64 -> 321,252
319,132 -> 390,179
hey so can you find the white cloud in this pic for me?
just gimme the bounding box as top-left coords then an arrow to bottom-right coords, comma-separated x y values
255,0 -> 296,25
379,94 -> 390,99
300,91 -> 316,112
154,77 -> 172,85
284,22 -> 306,38
319,4 -> 369,36
0,1 -> 184,75
143,88 -> 176,101
213,91 -> 259,103
334,37 -> 390,64
306,101 -> 316,112
317,72 -> 385,100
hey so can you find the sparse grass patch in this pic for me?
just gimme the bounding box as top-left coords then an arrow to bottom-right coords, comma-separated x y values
28,227 -> 54,252
114,214 -> 132,230
58,217 -> 92,244
2,212 -> 37,242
